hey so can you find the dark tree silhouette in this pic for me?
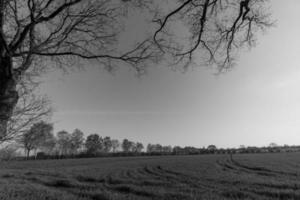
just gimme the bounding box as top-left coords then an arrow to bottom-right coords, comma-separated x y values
0,0 -> 272,138
85,134 -> 103,155
56,130 -> 71,155
70,129 -> 84,154
136,142 -> 144,153
122,139 -> 132,153
103,136 -> 112,153
18,121 -> 53,159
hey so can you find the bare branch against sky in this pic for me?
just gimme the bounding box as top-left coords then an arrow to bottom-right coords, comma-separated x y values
0,0 -> 274,145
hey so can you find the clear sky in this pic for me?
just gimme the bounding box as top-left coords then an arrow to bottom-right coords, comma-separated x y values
39,1 -> 300,148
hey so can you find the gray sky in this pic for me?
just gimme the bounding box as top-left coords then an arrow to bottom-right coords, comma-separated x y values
39,1 -> 300,148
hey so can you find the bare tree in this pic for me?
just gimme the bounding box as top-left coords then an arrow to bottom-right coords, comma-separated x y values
0,0 -> 272,138
70,128 -> 84,154
0,0 -> 157,138
4,83 -> 52,142
56,130 -> 71,156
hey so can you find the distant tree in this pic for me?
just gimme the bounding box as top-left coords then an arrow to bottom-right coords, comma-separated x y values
39,135 -> 56,155
70,129 -> 85,154
103,136 -> 112,153
129,141 -> 137,152
155,144 -> 163,152
136,142 -> 144,153
57,130 -> 72,156
111,139 -> 120,153
30,121 -> 53,158
147,144 -> 155,153
173,146 -> 183,155
147,143 -> 164,153
85,134 -> 103,155
147,144 -> 151,153
162,145 -> 172,153
18,121 -> 53,159
207,145 -> 217,151
147,143 -> 153,153
184,146 -> 199,154
122,139 -> 132,153
19,132 -> 35,159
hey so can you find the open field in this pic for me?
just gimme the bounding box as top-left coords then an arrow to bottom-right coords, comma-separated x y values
1,153 -> 300,200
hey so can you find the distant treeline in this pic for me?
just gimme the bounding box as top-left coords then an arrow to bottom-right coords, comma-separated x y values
24,143 -> 300,161
1,121 -> 299,161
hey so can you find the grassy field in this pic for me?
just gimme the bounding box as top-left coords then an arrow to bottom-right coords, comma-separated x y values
1,153 -> 300,200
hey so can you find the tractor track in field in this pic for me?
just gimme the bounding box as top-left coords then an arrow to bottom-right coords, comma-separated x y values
215,157 -> 300,199
15,165 -> 211,199
101,165 -> 217,199
3,163 -> 266,199
216,158 -> 276,177
216,157 -> 298,177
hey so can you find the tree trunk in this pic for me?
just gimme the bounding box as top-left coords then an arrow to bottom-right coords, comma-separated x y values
0,56 -> 18,139
26,149 -> 30,160
34,149 -> 37,160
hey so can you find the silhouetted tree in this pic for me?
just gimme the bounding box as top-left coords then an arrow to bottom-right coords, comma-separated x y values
70,129 -> 84,154
207,145 -> 217,150
147,143 -> 152,153
147,143 -> 165,153
129,141 -> 137,152
184,146 -> 199,154
18,121 -> 53,159
162,145 -> 172,153
172,146 -> 183,155
103,136 -> 112,153
39,135 -> 56,155
122,139 -> 132,153
136,142 -> 144,153
85,134 -> 103,155
56,130 -> 72,156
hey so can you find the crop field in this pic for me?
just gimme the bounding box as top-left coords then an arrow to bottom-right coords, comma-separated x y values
1,153 -> 300,200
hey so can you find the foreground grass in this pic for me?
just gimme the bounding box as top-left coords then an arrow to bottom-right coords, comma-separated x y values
1,153 -> 300,199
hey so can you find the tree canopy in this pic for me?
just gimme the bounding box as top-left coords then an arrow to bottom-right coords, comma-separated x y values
18,121 -> 53,159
